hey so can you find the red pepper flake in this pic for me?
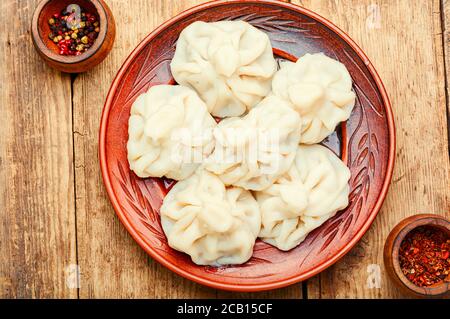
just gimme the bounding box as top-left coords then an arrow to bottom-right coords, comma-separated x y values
47,4 -> 100,56
399,226 -> 450,287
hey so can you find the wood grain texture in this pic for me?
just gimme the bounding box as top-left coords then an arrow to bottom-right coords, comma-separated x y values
0,0 -> 77,298
443,0 -> 450,147
293,0 -> 450,298
73,0 -> 301,298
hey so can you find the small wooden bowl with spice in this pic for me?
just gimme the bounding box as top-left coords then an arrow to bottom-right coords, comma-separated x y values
31,0 -> 115,73
384,214 -> 450,298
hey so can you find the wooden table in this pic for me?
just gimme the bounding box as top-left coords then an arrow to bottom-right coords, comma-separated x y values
1,0 -> 449,299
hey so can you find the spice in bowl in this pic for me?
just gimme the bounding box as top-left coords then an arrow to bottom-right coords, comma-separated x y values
399,226 -> 450,287
47,4 -> 100,56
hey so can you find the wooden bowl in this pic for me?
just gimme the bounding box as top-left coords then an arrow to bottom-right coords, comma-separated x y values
99,0 -> 396,291
384,214 -> 450,298
31,0 -> 115,73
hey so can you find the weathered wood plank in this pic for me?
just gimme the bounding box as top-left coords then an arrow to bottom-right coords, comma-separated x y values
442,0 -> 450,148
292,0 -> 450,298
73,0 -> 301,298
0,0 -> 77,298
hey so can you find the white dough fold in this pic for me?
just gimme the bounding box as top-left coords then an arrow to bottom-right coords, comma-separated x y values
272,53 -> 356,144
205,95 -> 302,191
256,144 -> 350,251
160,169 -> 261,266
171,21 -> 277,117
127,85 -> 216,180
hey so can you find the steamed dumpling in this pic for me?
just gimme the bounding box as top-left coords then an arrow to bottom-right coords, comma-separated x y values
205,95 -> 302,191
171,21 -> 277,118
272,53 -> 356,144
127,85 -> 216,180
256,144 -> 350,250
160,169 -> 261,266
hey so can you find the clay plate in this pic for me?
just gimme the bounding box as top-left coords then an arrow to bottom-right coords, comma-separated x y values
99,0 -> 395,291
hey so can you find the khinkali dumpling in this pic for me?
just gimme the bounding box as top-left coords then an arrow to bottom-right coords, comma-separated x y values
127,85 -> 216,180
171,21 -> 277,118
256,144 -> 350,250
205,95 -> 302,191
272,53 -> 356,144
160,169 -> 261,266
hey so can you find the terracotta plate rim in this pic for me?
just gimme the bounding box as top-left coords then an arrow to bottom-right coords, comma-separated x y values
99,0 -> 396,292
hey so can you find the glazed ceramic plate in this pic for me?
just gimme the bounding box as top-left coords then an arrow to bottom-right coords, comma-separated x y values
100,0 -> 395,291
